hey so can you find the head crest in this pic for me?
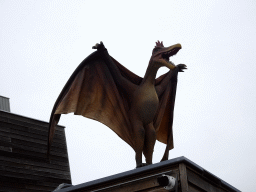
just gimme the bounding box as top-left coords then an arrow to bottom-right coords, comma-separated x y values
155,40 -> 164,48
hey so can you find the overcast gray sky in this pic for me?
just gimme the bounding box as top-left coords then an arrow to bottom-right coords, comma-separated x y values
1,1 -> 256,191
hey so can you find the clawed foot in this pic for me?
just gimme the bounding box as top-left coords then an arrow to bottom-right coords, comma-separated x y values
177,64 -> 187,72
92,41 -> 106,51
136,163 -> 148,168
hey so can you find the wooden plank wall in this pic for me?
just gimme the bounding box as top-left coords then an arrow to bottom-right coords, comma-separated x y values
179,163 -> 235,192
0,110 -> 71,192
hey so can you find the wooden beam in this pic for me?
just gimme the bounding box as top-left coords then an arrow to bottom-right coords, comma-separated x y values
179,163 -> 188,192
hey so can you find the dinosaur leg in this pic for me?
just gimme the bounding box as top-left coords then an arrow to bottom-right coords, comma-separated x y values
131,119 -> 146,168
143,123 -> 156,165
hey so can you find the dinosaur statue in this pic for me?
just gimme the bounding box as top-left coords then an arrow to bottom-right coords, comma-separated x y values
48,41 -> 187,168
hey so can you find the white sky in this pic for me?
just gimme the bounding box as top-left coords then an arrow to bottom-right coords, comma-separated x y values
1,1 -> 256,191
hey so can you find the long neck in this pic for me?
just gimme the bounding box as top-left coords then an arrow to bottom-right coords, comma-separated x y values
141,60 -> 160,85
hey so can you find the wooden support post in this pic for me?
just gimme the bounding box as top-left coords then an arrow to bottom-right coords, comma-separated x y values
179,163 -> 188,192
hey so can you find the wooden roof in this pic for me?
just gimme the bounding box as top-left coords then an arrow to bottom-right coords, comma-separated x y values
56,156 -> 240,192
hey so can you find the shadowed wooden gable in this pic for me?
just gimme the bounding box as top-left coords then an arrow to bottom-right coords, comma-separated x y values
0,110 -> 71,192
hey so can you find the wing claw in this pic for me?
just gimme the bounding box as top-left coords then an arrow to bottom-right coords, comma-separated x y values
92,41 -> 106,51
177,64 -> 187,72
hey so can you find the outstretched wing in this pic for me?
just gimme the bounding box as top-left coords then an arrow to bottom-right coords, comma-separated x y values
154,68 -> 179,150
48,48 -> 179,157
47,50 -> 142,155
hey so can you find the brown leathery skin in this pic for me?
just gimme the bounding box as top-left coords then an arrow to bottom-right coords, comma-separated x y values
48,41 -> 186,168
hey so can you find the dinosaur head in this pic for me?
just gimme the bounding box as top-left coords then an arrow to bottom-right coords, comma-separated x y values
151,41 -> 182,70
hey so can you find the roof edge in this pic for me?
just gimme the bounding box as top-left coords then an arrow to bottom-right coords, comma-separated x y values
57,156 -> 241,192
0,109 -> 65,128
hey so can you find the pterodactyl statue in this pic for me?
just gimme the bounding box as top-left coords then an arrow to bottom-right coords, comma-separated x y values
48,41 -> 187,168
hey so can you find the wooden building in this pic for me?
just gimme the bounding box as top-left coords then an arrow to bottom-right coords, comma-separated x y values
0,106 -> 71,191
0,96 -> 241,192
55,156 -> 240,192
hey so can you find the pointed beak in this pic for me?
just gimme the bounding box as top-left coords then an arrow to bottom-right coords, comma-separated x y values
161,43 -> 182,70
158,59 -> 175,70
164,43 -> 182,53
165,62 -> 176,70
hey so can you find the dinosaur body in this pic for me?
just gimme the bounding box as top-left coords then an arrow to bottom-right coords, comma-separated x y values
132,85 -> 159,125
48,41 -> 186,168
